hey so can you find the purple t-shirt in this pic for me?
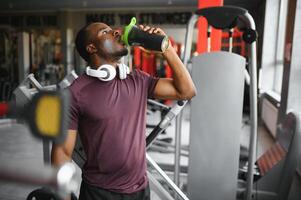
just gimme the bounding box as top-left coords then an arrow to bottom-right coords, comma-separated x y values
68,69 -> 159,194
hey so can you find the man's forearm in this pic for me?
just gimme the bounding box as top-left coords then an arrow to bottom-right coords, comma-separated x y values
163,47 -> 196,99
51,130 -> 77,167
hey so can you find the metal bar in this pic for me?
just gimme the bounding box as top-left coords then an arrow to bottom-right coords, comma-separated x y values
146,101 -> 187,148
0,162 -> 78,197
43,140 -> 51,164
71,70 -> 79,79
207,26 -> 212,52
27,74 -> 43,90
147,99 -> 170,111
183,14 -> 199,67
149,144 -> 189,157
254,190 -> 277,198
241,11 -> 258,200
147,171 -> 175,200
179,14 -> 201,192
146,154 -> 189,200
153,140 -> 189,151
244,68 -> 251,85
174,114 -> 182,186
153,140 -> 175,148
177,17 -> 199,188
43,85 -> 57,91
229,28 -> 233,53
146,126 -> 165,148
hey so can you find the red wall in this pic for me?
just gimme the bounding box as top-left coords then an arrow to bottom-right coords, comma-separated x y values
197,0 -> 224,54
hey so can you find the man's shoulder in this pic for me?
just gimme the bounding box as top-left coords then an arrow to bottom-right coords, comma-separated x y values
131,68 -> 151,78
68,73 -> 91,94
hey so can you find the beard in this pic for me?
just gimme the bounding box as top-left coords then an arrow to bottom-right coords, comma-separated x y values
111,47 -> 128,58
98,40 -> 129,61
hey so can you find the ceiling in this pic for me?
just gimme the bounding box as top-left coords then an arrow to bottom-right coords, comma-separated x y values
0,0 -> 264,12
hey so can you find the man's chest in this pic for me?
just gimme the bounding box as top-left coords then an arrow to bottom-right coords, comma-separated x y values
79,80 -> 146,120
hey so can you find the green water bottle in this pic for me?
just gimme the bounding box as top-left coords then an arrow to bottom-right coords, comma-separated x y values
121,17 -> 169,52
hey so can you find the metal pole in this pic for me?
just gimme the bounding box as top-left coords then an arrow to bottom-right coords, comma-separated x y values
146,154 -> 189,200
174,114 -> 182,186
27,74 -> 43,90
229,28 -> 233,53
207,26 -> 212,52
242,12 -> 258,200
183,14 -> 198,67
147,171 -> 175,200
147,99 -> 170,110
0,162 -> 78,197
43,140 -> 51,164
173,12 -> 198,191
150,145 -> 189,157
146,101 -> 187,148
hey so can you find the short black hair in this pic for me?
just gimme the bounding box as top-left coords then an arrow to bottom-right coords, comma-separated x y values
75,25 -> 91,62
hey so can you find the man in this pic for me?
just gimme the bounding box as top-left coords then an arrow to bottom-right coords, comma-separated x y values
51,22 -> 196,200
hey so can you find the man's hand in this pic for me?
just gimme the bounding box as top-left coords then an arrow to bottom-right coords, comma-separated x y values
137,26 -> 196,100
138,25 -> 172,54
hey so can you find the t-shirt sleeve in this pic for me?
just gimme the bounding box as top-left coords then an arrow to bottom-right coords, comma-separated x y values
135,69 -> 159,98
68,88 -> 80,130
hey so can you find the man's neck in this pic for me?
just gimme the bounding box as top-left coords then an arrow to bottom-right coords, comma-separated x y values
89,58 -> 118,70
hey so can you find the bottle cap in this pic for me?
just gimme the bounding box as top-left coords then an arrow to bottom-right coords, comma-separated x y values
161,36 -> 170,52
121,17 -> 136,46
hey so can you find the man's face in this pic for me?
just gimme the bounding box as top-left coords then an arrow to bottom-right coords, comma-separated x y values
86,23 -> 128,60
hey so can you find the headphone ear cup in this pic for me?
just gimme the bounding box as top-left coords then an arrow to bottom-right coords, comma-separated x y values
118,64 -> 129,80
126,65 -> 130,74
98,64 -> 116,81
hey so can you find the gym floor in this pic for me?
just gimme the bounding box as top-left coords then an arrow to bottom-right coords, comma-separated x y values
0,105 -> 274,200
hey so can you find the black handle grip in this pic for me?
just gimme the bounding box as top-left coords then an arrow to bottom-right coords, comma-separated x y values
195,6 -> 247,29
146,125 -> 163,148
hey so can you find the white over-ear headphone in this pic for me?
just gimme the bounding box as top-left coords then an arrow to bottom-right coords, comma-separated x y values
86,63 -> 130,81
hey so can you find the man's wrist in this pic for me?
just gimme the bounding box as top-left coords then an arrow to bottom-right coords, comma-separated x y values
163,44 -> 175,58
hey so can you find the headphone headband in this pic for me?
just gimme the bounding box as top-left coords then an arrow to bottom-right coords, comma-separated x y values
85,64 -> 129,81
86,66 -> 107,78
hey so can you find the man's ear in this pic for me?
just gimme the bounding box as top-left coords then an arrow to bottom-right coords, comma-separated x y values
86,44 -> 97,54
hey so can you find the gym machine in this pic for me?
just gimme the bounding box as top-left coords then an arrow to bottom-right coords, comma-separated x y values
145,5 -> 258,200
184,6 -> 258,200
242,111 -> 301,200
12,71 -> 78,164
13,71 -> 78,108
176,6 -> 301,200
0,90 -> 78,199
